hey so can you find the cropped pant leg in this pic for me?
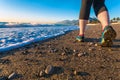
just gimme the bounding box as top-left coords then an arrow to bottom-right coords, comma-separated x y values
79,0 -> 108,20
93,0 -> 108,17
79,0 -> 93,20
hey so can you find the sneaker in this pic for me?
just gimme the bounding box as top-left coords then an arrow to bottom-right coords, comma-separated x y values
99,25 -> 117,47
76,36 -> 84,42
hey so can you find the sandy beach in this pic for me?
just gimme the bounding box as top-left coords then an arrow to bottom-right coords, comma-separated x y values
0,24 -> 120,80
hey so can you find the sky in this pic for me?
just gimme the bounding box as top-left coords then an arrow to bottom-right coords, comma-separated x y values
0,0 -> 120,23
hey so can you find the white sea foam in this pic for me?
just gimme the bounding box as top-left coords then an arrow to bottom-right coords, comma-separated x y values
0,26 -> 79,52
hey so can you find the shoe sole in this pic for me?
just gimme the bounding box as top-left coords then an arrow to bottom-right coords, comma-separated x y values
100,39 -> 113,47
101,27 -> 116,47
76,38 -> 84,42
76,39 -> 84,42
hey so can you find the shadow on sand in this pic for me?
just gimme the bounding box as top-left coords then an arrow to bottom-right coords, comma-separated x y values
85,38 -> 120,48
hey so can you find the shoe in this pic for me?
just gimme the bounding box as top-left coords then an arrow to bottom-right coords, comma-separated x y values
99,25 -> 117,47
76,36 -> 84,42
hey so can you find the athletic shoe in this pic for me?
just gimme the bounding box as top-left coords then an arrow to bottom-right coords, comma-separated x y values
76,36 -> 84,42
99,25 -> 117,47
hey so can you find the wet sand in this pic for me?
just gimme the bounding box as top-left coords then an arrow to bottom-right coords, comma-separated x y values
0,24 -> 120,80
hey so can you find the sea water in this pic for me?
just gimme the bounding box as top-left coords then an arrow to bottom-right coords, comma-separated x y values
0,26 -> 79,52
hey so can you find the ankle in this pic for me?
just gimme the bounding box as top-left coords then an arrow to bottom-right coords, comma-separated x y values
79,34 -> 84,37
102,25 -> 110,31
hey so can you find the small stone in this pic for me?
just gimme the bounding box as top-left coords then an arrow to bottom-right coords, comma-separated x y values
89,47 -> 95,51
73,53 -> 77,56
53,49 -> 58,53
89,48 -> 92,51
21,50 -> 29,55
89,42 -> 94,45
78,53 -> 84,57
73,50 -> 76,53
50,48 -> 58,53
59,58 -> 65,61
61,53 -> 65,56
39,70 -> 45,77
8,72 -> 17,80
45,65 -> 54,74
116,59 -> 120,62
48,45 -> 51,48
73,70 -> 77,75
108,77 -> 112,80
78,52 -> 87,57
108,48 -> 112,51
83,52 -> 87,55
95,44 -> 98,46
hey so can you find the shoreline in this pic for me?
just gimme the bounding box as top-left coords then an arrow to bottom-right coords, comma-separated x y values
0,24 -> 120,80
0,27 -> 78,53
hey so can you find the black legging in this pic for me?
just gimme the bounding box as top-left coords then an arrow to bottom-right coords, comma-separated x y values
79,0 -> 108,20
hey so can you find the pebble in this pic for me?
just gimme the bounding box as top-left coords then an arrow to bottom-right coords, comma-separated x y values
98,48 -> 102,51
73,50 -> 76,53
89,47 -> 95,51
78,52 -> 87,57
73,53 -> 77,56
108,48 -> 112,51
21,51 -> 29,55
45,65 -> 54,74
78,53 -> 84,57
95,44 -> 98,46
116,59 -> 120,62
39,70 -> 45,77
8,72 -> 17,80
48,45 -> 51,48
89,48 -> 92,51
50,48 -> 58,53
89,42 -> 94,45
61,52 -> 66,56
108,77 -> 112,80
73,70 -> 77,75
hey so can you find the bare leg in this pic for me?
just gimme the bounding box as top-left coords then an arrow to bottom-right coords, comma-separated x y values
97,10 -> 116,47
79,19 -> 88,36
97,11 -> 110,30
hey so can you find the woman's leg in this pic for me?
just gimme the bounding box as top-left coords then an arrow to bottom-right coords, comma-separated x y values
97,11 -> 110,30
79,20 -> 88,36
93,0 -> 109,30
79,0 -> 93,36
93,0 -> 116,47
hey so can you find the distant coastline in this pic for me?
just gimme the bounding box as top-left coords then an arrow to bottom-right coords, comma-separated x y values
0,17 -> 120,28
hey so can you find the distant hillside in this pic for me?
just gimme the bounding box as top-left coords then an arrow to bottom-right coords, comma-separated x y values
0,17 -> 100,28
55,20 -> 79,26
55,17 -> 99,26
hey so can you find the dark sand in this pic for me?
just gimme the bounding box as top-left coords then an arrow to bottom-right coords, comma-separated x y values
0,24 -> 120,80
